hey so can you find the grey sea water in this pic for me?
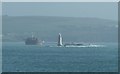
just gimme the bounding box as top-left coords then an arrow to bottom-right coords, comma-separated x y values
2,42 -> 118,72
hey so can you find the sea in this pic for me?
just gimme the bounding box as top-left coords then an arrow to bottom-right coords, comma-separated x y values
2,42 -> 118,72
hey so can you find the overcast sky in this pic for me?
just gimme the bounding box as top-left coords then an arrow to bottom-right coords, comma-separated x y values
1,0 -> 119,2
2,2 -> 118,21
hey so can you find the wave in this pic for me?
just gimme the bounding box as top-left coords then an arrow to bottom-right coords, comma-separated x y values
44,44 -> 105,48
63,45 -> 105,48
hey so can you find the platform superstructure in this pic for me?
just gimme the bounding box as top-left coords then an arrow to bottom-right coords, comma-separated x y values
25,34 -> 42,45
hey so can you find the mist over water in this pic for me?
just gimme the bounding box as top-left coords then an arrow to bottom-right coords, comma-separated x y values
2,2 -> 118,72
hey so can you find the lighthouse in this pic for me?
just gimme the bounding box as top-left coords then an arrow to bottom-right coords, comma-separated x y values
58,33 -> 63,46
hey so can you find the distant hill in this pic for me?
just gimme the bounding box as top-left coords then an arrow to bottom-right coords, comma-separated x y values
2,16 -> 118,42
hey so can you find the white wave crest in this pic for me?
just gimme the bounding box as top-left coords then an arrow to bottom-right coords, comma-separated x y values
45,44 -> 105,48
63,44 -> 105,48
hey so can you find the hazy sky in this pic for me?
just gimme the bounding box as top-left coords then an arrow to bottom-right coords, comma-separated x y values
2,0 -> 119,2
2,2 -> 118,20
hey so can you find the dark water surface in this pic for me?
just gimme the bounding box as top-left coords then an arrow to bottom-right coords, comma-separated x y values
2,42 -> 118,72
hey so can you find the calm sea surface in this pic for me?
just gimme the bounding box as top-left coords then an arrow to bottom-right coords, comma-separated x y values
2,42 -> 118,72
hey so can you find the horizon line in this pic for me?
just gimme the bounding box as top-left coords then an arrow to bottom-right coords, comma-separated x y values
2,15 -> 117,21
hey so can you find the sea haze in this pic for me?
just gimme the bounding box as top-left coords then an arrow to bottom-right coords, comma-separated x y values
2,2 -> 118,72
2,16 -> 118,42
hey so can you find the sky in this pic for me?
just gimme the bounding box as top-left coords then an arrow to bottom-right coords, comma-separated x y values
1,0 -> 119,2
2,2 -> 118,21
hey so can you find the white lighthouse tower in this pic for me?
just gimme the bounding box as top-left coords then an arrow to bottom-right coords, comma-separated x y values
58,33 -> 63,46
